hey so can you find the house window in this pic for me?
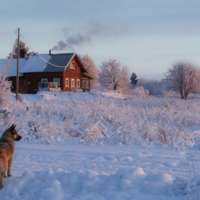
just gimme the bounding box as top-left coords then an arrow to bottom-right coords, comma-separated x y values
65,78 -> 69,87
41,78 -> 48,82
71,79 -> 75,88
77,79 -> 80,88
70,62 -> 75,69
53,78 -> 60,87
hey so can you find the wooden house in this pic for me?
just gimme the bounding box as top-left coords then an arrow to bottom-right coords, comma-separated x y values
0,52 -> 94,93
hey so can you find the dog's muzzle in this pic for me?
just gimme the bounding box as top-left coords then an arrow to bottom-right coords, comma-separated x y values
15,136 -> 22,141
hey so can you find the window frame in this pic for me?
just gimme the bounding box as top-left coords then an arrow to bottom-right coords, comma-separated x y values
41,78 -> 48,82
71,79 -> 75,88
65,78 -> 69,87
70,62 -> 76,69
53,78 -> 60,87
77,79 -> 80,89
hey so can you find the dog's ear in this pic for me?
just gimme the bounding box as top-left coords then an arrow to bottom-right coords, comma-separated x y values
10,124 -> 16,131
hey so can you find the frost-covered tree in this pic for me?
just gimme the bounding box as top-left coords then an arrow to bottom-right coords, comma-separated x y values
0,67 -> 12,105
130,73 -> 138,85
120,66 -> 131,94
79,54 -> 98,88
8,40 -> 32,59
164,62 -> 200,100
98,59 -> 130,92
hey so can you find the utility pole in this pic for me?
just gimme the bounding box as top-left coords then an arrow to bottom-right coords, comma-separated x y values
16,28 -> 20,101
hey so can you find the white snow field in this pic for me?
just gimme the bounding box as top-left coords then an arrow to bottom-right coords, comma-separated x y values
0,142 -> 200,200
0,91 -> 200,200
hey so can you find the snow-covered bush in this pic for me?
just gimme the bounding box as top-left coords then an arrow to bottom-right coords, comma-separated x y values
1,91 -> 200,147
0,66 -> 12,106
132,86 -> 149,98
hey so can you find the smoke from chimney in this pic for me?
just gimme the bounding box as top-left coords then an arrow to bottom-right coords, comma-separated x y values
51,20 -> 128,52
51,40 -> 69,51
51,21 -> 103,52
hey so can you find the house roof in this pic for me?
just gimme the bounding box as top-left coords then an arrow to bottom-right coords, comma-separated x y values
0,58 -> 26,77
0,52 -> 89,77
82,72 -> 95,80
43,53 -> 75,72
20,53 -> 51,73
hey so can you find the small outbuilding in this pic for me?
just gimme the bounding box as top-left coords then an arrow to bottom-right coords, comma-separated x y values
0,52 -> 94,93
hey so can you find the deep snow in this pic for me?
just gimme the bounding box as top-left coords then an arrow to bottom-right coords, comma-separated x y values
1,142 -> 199,200
0,91 -> 200,199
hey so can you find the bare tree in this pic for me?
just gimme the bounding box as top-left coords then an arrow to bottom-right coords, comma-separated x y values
8,40 -> 32,59
99,59 -> 130,93
164,62 -> 200,100
79,54 -> 98,88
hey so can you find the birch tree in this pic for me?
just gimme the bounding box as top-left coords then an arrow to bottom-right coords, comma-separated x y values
99,59 -> 130,93
164,62 -> 200,100
79,54 -> 98,88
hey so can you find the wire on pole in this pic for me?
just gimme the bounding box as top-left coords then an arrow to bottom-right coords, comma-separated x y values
20,33 -> 66,68
4,39 -> 18,77
0,30 -> 17,36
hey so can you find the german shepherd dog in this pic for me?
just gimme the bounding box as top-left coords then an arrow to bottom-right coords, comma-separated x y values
0,124 -> 22,189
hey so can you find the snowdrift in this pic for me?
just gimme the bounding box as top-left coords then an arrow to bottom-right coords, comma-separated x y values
0,167 -> 183,200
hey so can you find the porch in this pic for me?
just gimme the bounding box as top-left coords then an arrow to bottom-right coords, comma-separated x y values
81,72 -> 94,92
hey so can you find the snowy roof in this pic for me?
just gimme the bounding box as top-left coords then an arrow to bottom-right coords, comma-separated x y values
43,53 -> 75,72
20,53 -> 51,73
0,53 -> 77,76
0,58 -> 26,77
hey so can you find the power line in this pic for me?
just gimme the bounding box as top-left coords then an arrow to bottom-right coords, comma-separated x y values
35,53 -> 66,68
0,29 -> 17,36
20,33 -> 67,68
0,30 -> 67,68
20,33 -> 36,53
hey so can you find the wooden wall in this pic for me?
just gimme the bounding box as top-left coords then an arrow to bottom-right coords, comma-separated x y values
63,58 -> 82,92
9,76 -> 26,94
26,72 -> 63,93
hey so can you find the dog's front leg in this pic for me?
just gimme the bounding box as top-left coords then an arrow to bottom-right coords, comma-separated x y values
0,163 -> 6,189
0,171 -> 5,189
7,157 -> 13,177
0,173 -> 4,189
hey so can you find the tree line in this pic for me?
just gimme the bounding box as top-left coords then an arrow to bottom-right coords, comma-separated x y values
8,41 -> 200,100
87,58 -> 200,100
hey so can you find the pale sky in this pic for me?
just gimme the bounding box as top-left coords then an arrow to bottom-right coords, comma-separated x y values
1,0 -> 200,80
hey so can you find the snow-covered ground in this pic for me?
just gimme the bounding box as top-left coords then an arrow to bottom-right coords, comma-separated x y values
0,91 -> 200,199
1,142 -> 200,200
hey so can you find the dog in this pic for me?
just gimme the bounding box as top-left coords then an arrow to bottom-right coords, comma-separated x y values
0,124 -> 22,189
